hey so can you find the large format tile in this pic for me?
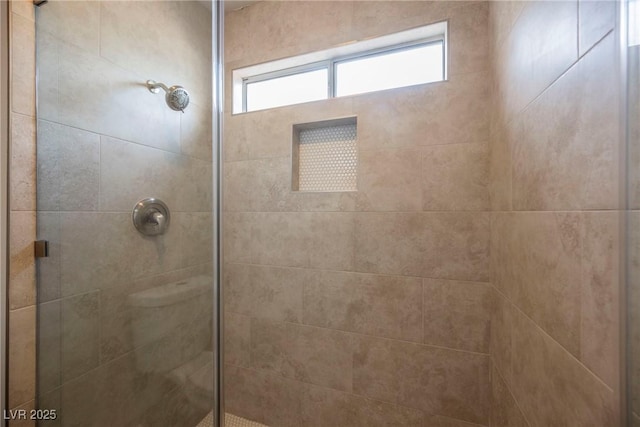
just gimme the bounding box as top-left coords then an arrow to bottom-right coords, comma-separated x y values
222,212 -> 254,264
61,291 -> 100,382
38,37 -> 181,152
496,0 -> 578,121
304,270 -> 423,342
447,2 -> 489,77
301,384 -> 424,427
244,1 -> 353,66
225,312 -> 252,369
37,300 -> 61,395
511,310 -> 616,427
490,366 -> 528,427
356,148 -> 422,212
581,211 -> 620,388
36,0 -> 99,54
9,211 -> 35,310
251,320 -> 354,392
490,291 -> 514,386
37,120 -> 100,212
422,142 -> 489,211
354,72 -> 489,150
8,306 -> 36,409
100,0 -> 212,109
10,113 -> 36,211
491,212 -> 582,356
578,0 -> 615,57
59,212 -> 181,296
354,212 -> 489,281
353,335 -> 490,424
225,365 -> 304,427
251,212 -> 355,271
423,279 -> 492,353
10,13 -> 35,116
225,263 -> 306,323
512,33 -> 618,210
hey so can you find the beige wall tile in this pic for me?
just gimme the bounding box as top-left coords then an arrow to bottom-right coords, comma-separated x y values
10,13 -> 35,116
423,279 -> 492,353
350,1 -> 473,42
61,292 -> 100,382
8,306 -> 36,409
251,212 -> 355,271
244,1 -> 353,67
353,335 -> 490,424
39,38 -> 182,152
35,212 -> 61,302
490,366 -> 529,427
225,263 -> 305,323
10,113 -> 35,211
581,211 -> 620,389
59,212 -> 182,296
496,1 -> 578,122
7,400 -> 35,427
422,142 -> 489,211
490,291 -> 514,386
180,212 -> 213,267
301,384 -> 424,427
36,0 -> 99,54
488,1 -> 526,54
37,120 -> 100,212
578,0 -> 615,57
511,33 -> 618,211
37,300 -> 61,395
100,0 -> 212,108
304,270 -> 423,342
491,212 -> 582,356
252,320 -> 354,392
223,212 -> 254,264
9,211 -> 35,310
354,212 -> 489,281
448,2 -> 489,77
511,310 -> 616,427
357,148 -> 422,212
488,124 -> 512,212
225,364 -> 304,427
181,101 -> 213,161
354,72 -> 489,150
10,0 -> 34,21
225,312 -> 252,369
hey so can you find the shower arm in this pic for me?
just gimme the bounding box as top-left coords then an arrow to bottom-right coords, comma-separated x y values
146,80 -> 170,94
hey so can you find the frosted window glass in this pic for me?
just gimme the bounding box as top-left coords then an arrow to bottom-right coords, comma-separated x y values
246,68 -> 328,112
335,42 -> 444,97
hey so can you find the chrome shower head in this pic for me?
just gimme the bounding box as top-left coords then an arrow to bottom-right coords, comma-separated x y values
146,80 -> 190,112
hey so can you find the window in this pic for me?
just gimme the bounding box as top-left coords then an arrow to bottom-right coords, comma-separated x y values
233,21 -> 448,113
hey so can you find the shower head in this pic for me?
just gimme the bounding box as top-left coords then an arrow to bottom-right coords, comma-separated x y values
146,80 -> 190,112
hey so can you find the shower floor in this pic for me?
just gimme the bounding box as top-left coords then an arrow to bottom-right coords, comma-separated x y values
196,412 -> 268,427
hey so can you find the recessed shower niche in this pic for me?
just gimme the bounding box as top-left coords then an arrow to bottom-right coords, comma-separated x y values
292,117 -> 358,192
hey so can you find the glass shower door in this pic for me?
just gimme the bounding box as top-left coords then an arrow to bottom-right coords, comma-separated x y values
34,1 -> 215,425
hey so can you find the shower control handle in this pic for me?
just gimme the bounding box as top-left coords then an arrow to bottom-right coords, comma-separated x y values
148,210 -> 166,228
133,198 -> 171,236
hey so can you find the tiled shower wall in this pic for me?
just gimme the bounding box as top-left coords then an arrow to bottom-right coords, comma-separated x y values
223,2 -> 492,426
8,1 -> 214,426
7,0 -> 37,423
488,2 -> 620,426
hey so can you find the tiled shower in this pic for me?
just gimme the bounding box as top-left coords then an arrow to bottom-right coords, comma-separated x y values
2,0 -> 633,426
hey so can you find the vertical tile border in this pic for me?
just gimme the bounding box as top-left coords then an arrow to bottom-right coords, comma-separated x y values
1,0 -> 11,420
7,0 -> 37,421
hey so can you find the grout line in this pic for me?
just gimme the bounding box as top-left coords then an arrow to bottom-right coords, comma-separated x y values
491,359 -> 533,427
490,284 -> 615,394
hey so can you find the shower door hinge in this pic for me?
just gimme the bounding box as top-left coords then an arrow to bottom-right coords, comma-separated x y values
34,240 -> 49,258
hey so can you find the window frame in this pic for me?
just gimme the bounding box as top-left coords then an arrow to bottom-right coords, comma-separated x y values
240,34 -> 446,113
